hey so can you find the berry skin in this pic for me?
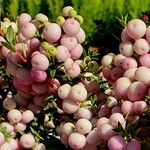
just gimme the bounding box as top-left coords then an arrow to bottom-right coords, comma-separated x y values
22,110 -> 34,123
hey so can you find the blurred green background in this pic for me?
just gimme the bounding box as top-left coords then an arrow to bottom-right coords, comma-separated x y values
1,0 -> 150,52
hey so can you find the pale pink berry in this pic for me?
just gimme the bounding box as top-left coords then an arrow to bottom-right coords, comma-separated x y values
66,62 -> 81,78
70,44 -> 83,60
126,19 -> 146,39
123,67 -> 137,81
8,138 -> 19,150
119,41 -> 133,57
127,81 -> 147,101
139,54 -> 150,67
30,38 -> 40,50
99,123 -> 116,140
101,54 -> 114,67
134,38 -> 149,55
31,53 -> 49,71
86,128 -> 101,145
60,34 -> 77,51
132,101 -> 147,115
56,45 -> 71,62
43,23 -> 61,43
58,84 -> 71,100
122,57 -> 137,70
31,68 -> 47,82
114,77 -> 131,99
121,101 -> 133,115
62,122 -> 75,137
64,58 -> 74,70
69,84 -> 87,102
22,110 -> 34,123
34,143 -> 46,150
76,119 -> 92,135
62,99 -> 78,114
14,122 -> 26,132
18,13 -> 31,26
21,23 -> 36,39
74,108 -> 92,120
108,135 -> 126,150
7,109 -> 22,124
20,134 -> 35,149
114,54 -> 126,67
109,113 -> 126,129
121,29 -> 133,42
68,132 -> 86,149
76,27 -> 86,43
63,18 -> 80,36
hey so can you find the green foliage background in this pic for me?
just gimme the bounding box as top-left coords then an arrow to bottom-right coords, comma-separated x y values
1,0 -> 150,50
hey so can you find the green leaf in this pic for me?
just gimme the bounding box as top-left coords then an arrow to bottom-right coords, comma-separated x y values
1,41 -> 16,52
6,26 -> 14,44
49,69 -> 56,78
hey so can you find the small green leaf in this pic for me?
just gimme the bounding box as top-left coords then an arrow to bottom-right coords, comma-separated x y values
1,41 -> 16,52
49,69 -> 56,78
6,26 -> 14,44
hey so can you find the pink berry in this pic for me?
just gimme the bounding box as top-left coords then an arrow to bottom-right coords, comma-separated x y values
70,44 -> 83,60
109,113 -> 126,129
98,105 -> 110,118
62,122 -> 75,137
114,54 -> 126,67
134,66 -> 150,85
114,77 -> 131,99
126,139 -> 141,150
60,34 -> 77,51
82,144 -> 97,150
86,128 -> 101,146
111,106 -> 122,114
99,123 -> 115,140
76,27 -> 86,43
132,101 -> 147,115
69,84 -> 87,102
43,23 -> 61,43
62,99 -> 78,114
58,84 -> 71,100
123,67 -> 137,81
31,68 -> 47,82
63,18 -> 80,36
21,23 -> 36,39
139,54 -> 150,67
76,118 -> 92,135
119,41 -> 133,57
121,101 -> 133,115
34,143 -> 46,150
18,13 -> 31,26
126,19 -> 146,39
31,53 -> 49,71
74,108 -> 92,120
121,29 -> 133,42
62,6 -> 73,17
66,62 -> 81,78
96,117 -> 110,129
14,122 -> 26,132
20,134 -> 35,149
30,38 -> 40,50
134,38 -> 149,55
22,110 -> 34,123
56,45 -> 71,62
101,54 -> 114,67
32,82 -> 48,94
7,109 -> 22,124
108,135 -> 126,150
127,81 -> 147,101
68,132 -> 86,149
122,57 -> 137,70
8,138 -> 19,150
64,58 -> 74,70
